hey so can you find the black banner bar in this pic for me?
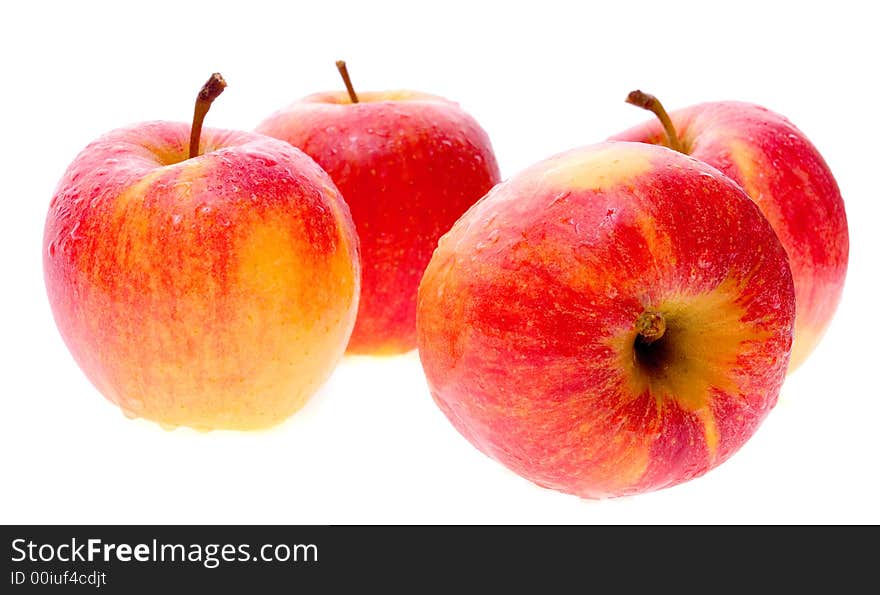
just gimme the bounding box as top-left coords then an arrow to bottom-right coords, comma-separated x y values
0,525 -> 871,591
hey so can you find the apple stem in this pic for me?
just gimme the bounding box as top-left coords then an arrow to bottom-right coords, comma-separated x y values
626,90 -> 682,153
188,73 -> 227,160
336,60 -> 359,104
635,311 -> 666,344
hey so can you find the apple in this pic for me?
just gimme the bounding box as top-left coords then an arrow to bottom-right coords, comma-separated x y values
612,91 -> 848,372
256,61 -> 500,354
43,74 -> 360,431
417,142 -> 795,498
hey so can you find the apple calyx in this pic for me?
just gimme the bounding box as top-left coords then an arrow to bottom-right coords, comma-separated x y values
635,310 -> 666,344
626,90 -> 683,153
188,73 -> 227,159
335,60 -> 359,103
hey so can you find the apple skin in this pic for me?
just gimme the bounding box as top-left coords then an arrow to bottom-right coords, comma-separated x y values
611,102 -> 848,372
417,142 -> 795,498
256,91 -> 500,354
43,122 -> 360,430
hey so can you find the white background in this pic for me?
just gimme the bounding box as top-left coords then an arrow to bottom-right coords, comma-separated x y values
1,0 -> 877,524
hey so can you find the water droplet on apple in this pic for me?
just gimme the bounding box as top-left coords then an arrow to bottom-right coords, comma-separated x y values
47,241 -> 56,258
475,229 -> 501,251
121,408 -> 139,420
172,213 -> 183,226
549,191 -> 571,207
69,221 -> 81,241
173,181 -> 193,199
245,149 -> 278,167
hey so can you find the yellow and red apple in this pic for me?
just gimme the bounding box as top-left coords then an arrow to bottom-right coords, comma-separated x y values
417,142 -> 795,498
613,94 -> 848,371
256,63 -> 500,355
43,75 -> 360,430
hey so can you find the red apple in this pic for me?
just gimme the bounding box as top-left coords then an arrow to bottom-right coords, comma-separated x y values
256,62 -> 500,354
612,92 -> 848,371
43,74 -> 360,430
417,142 -> 795,498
